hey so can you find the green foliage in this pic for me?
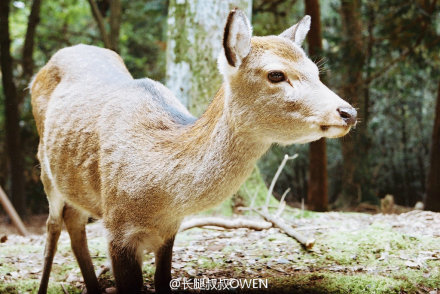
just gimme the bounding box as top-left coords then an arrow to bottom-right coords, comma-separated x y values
120,0 -> 168,80
252,0 -> 303,36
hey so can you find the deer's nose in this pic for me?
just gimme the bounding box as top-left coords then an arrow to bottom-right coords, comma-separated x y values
337,107 -> 357,126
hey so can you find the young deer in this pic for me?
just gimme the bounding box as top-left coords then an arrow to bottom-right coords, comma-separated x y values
32,9 -> 356,294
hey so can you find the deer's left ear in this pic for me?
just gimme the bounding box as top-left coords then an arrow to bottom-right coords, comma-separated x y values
223,9 -> 252,67
280,15 -> 311,46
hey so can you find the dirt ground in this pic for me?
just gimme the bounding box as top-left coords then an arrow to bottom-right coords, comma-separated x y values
1,210 -> 440,293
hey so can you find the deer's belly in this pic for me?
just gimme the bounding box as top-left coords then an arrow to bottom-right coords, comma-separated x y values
43,123 -> 103,218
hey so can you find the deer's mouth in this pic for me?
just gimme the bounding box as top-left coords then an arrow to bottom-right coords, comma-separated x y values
320,125 -> 351,138
320,124 -> 348,131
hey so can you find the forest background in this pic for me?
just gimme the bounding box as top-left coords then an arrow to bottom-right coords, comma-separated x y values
1,0 -> 439,219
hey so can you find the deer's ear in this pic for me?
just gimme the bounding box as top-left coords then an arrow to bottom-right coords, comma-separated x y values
280,15 -> 311,46
223,9 -> 252,67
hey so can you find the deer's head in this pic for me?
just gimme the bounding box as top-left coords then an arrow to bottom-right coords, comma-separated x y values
218,9 -> 357,145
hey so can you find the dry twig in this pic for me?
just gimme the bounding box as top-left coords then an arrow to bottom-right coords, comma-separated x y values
0,186 -> 28,236
180,217 -> 272,232
254,208 -> 315,249
265,154 -> 298,207
60,283 -> 68,294
274,188 -> 291,218
96,264 -> 110,277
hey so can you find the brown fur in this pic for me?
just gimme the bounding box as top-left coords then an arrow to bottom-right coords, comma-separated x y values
251,37 -> 302,64
31,65 -> 62,136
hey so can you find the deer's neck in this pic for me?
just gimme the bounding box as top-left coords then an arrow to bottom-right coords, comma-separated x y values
171,85 -> 270,214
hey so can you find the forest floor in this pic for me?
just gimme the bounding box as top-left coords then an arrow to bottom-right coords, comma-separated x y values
1,209 -> 440,294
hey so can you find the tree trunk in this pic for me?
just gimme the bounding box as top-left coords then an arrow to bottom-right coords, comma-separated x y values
308,138 -> 327,210
425,81 -> 440,212
88,0 -> 112,49
305,0 -> 328,212
19,0 -> 42,104
335,0 -> 369,208
166,0 -> 252,116
166,0 -> 274,214
21,0 -> 42,81
109,0 -> 121,52
0,0 -> 26,217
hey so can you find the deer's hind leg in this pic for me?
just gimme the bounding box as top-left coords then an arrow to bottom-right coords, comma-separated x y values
63,205 -> 100,294
154,235 -> 176,294
108,238 -> 144,294
38,173 -> 64,294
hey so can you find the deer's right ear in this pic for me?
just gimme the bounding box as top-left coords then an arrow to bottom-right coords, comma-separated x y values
280,15 -> 311,46
223,9 -> 252,68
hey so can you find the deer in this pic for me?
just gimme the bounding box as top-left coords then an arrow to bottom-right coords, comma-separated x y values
31,9 -> 357,294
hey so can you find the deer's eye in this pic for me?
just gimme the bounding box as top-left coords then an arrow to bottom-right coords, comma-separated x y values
268,71 -> 286,83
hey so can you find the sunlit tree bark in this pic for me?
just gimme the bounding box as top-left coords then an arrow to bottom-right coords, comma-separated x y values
425,81 -> 440,212
166,0 -> 251,115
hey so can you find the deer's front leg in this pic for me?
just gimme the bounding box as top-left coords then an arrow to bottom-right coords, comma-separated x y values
109,240 -> 143,294
154,235 -> 176,293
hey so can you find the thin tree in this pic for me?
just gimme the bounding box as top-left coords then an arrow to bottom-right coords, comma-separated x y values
335,0 -> 367,207
87,0 -> 122,52
425,81 -> 440,212
0,0 -> 43,217
21,0 -> 43,86
305,0 -> 328,211
0,0 -> 25,216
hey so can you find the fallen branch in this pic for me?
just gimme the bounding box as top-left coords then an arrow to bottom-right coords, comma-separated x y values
0,186 -> 28,236
96,264 -> 110,277
259,154 -> 314,249
238,205 -> 299,213
60,283 -> 68,294
255,208 -> 315,250
274,188 -> 290,218
179,154 -> 313,251
179,217 -> 272,232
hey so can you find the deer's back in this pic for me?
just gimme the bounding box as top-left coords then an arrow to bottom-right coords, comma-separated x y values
31,44 -> 195,217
